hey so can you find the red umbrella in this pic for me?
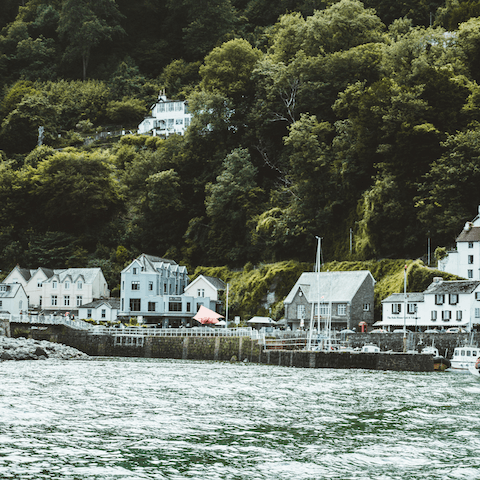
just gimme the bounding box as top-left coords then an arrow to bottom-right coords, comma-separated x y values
193,305 -> 224,325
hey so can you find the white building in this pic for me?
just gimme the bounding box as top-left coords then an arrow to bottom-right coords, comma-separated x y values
138,92 -> 192,137
3,266 -> 110,314
184,275 -> 225,312
380,278 -> 480,330
78,298 -> 120,323
438,205 -> 480,280
0,283 -> 28,317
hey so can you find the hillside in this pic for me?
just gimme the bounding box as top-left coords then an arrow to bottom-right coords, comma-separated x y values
0,0 -> 479,295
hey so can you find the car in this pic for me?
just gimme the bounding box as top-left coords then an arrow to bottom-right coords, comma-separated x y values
369,328 -> 389,333
423,329 -> 440,334
392,328 -> 409,333
445,327 -> 467,333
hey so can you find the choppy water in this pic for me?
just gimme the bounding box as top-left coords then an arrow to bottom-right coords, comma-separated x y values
1,358 -> 480,480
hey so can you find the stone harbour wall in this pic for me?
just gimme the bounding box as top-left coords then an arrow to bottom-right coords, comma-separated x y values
14,325 -> 434,371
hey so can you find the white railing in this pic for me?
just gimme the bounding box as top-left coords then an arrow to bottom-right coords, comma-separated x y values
88,326 -> 255,338
7,314 -> 92,330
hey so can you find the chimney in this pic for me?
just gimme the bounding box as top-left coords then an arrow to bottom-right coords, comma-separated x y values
433,277 -> 443,284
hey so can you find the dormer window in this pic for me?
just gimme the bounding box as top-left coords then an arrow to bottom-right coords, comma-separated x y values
65,281 -> 70,289
77,281 -> 83,289
52,281 -> 57,289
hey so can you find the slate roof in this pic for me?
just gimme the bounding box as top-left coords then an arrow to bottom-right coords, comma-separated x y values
0,283 -> 23,298
424,279 -> 480,295
203,276 -> 226,290
284,270 -> 374,304
456,226 -> 480,242
382,293 -> 425,303
80,298 -> 120,309
43,268 -> 103,284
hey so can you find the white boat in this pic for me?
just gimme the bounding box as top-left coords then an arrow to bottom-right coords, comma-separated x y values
468,364 -> 480,377
450,345 -> 480,371
361,344 -> 380,353
421,345 -> 451,371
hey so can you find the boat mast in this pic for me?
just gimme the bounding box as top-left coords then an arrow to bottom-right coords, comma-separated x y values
308,236 -> 322,350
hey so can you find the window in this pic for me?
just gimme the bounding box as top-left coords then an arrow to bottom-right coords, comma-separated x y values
468,270 -> 473,279
37,281 -> 42,287
431,310 -> 437,321
51,295 -> 57,306
148,281 -> 153,291
169,301 -> 182,311
197,288 -> 205,297
176,118 -> 183,125
449,294 -> 458,305
476,308 -> 480,319
476,292 -> 480,301
130,299 -> 141,311
197,303 -> 203,310
337,304 -> 347,316
64,295 -> 70,306
77,281 -> 83,289
65,281 -> 70,289
167,118 -> 174,129
87,309 -> 92,318
297,305 -> 306,319
407,303 -> 416,314
185,117 -> 191,127
392,303 -> 401,314
76,296 -> 82,306
0,300 -> 2,308
39,296 -> 42,306
469,255 -> 474,264
101,309 -> 106,318
442,310 -> 451,321
315,304 -> 330,316
148,302 -> 156,312
187,302 -> 191,312
164,283 -> 167,294
363,303 -> 370,312
435,294 -> 445,305
132,281 -> 140,290
52,281 -> 57,289
469,242 -> 474,248
456,311 -> 463,321
133,267 -> 138,274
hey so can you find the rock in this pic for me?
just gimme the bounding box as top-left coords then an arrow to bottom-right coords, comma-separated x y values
1,351 -> 13,360
34,347 -> 48,358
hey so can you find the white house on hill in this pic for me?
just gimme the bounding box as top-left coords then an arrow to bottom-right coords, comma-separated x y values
138,91 -> 192,137
439,205 -> 480,280
184,275 -> 226,312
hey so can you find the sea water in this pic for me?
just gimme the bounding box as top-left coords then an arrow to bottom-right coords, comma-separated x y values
1,357 -> 480,480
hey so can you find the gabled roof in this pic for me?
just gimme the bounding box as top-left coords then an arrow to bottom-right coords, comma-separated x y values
284,270 -> 374,304
424,279 -> 480,295
79,298 -> 120,309
0,283 -> 25,299
122,253 -> 187,275
187,275 -> 226,291
456,226 -> 480,242
43,268 -> 102,285
382,293 -> 425,303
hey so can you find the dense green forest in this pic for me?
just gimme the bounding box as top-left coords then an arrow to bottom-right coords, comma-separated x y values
1,0 -> 480,296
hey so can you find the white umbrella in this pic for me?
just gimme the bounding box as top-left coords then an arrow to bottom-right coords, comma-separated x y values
247,316 -> 277,325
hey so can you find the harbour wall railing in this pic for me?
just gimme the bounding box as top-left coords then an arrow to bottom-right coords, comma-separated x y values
6,314 -> 91,331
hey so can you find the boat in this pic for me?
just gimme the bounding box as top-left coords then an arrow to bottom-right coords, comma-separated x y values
449,344 -> 480,371
361,344 -> 380,353
421,345 -> 451,371
468,364 -> 480,377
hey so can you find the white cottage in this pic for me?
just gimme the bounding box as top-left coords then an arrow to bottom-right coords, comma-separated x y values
0,283 -> 28,317
138,92 -> 192,137
380,278 -> 480,330
184,275 -> 225,312
78,298 -> 120,323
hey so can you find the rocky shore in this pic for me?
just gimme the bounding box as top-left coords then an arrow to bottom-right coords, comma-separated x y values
0,336 -> 88,361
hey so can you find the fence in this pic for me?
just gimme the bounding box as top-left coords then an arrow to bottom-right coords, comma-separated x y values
88,326 -> 256,338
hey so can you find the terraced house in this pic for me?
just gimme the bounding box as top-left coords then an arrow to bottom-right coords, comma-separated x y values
119,254 -> 220,327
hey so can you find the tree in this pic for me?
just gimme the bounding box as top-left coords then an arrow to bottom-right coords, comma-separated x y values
57,0 -> 125,80
200,39 -> 262,101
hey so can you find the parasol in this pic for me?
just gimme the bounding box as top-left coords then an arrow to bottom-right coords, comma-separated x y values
193,305 -> 224,325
